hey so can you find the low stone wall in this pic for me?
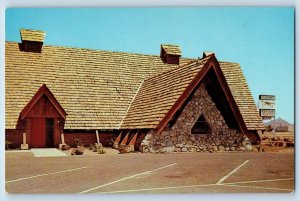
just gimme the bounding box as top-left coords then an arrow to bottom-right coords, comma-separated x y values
140,130 -> 249,153
140,84 -> 250,153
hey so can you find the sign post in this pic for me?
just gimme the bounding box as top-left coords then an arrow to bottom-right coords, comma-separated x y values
258,95 -> 276,138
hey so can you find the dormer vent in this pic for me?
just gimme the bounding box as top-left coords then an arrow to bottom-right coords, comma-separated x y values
20,29 -> 46,53
160,44 -> 181,65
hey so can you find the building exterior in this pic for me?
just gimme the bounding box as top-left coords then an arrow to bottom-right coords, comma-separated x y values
5,29 -> 264,152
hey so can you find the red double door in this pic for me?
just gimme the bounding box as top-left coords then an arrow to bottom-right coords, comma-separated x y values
30,117 -> 54,148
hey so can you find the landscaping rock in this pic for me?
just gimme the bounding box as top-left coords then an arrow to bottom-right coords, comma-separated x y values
182,147 -> 188,152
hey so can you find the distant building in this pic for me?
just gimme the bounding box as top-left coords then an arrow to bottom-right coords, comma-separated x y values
5,29 -> 264,152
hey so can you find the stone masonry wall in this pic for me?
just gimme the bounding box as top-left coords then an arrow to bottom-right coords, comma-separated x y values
140,83 -> 249,153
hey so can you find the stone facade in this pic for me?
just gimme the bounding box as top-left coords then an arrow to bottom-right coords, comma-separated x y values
140,83 -> 250,153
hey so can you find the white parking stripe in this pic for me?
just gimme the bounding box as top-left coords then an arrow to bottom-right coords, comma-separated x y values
221,183 -> 294,192
78,163 -> 178,194
6,167 -> 87,183
216,160 -> 249,184
94,183 -> 218,194
93,177 -> 295,194
222,177 -> 294,185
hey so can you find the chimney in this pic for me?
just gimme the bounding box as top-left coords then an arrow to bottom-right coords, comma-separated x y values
202,51 -> 214,58
20,29 -> 46,53
160,44 -> 181,65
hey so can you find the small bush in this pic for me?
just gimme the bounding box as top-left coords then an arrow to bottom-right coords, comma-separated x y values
5,141 -> 13,150
73,137 -> 84,147
71,137 -> 85,155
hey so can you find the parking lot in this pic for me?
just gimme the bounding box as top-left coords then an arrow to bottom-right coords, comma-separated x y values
5,151 -> 294,194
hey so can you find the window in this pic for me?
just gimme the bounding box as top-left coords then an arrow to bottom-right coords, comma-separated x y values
191,114 -> 212,134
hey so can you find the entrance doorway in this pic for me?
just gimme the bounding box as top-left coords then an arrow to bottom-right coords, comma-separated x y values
30,118 -> 54,148
46,118 -> 54,147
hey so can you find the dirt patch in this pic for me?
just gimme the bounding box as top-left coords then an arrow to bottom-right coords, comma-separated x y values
258,132 -> 294,153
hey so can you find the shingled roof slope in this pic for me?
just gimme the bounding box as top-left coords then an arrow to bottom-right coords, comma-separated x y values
219,62 -> 264,130
120,57 -> 209,129
161,44 -> 181,56
121,58 -> 264,131
20,29 -> 46,42
5,42 -> 193,129
6,41 -> 263,131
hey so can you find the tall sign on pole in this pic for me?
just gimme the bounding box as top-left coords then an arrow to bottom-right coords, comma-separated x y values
258,95 -> 276,137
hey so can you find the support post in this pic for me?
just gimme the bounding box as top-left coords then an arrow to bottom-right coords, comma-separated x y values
58,133 -> 67,150
96,130 -> 100,145
23,133 -> 26,144
20,133 -> 29,150
61,133 -> 65,144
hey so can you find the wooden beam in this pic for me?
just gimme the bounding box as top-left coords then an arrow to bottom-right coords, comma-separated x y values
112,130 -> 123,149
212,62 -> 248,134
126,130 -> 139,152
120,132 -> 130,146
135,131 -> 147,151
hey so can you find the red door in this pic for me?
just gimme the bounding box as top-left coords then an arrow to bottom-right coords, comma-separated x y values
30,117 -> 46,148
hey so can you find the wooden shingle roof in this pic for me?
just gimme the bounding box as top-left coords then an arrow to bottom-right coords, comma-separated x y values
20,29 -> 46,42
5,42 -> 192,129
161,44 -> 181,56
120,58 -> 209,129
120,57 -> 264,131
5,41 -> 263,131
219,62 -> 265,130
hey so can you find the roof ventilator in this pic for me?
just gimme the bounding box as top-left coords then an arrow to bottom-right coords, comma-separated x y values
19,29 -> 46,53
160,44 -> 181,65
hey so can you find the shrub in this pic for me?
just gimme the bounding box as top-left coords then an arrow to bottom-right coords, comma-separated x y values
71,137 -> 85,155
5,141 -> 13,150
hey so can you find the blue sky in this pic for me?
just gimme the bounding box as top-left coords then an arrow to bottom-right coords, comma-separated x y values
5,7 -> 294,123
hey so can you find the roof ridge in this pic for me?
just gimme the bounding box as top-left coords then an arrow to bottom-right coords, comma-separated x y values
118,80 -> 144,129
5,41 -> 195,60
143,56 -> 209,83
219,61 -> 240,65
20,28 -> 45,33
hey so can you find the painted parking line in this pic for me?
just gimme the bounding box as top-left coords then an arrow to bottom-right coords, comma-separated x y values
222,178 -> 295,185
94,183 -> 218,194
216,160 -> 249,184
6,167 -> 87,183
94,177 -> 295,194
78,163 -> 178,194
220,183 -> 294,192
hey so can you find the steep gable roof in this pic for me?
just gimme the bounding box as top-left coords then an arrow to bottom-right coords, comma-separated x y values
219,62 -> 264,130
120,57 -> 210,129
121,56 -> 264,132
5,42 -> 192,129
20,84 -> 67,119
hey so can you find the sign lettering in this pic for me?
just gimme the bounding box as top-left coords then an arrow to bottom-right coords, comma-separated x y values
260,109 -> 275,117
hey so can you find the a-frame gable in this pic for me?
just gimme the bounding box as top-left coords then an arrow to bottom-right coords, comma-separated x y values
155,55 -> 255,139
20,84 -> 67,120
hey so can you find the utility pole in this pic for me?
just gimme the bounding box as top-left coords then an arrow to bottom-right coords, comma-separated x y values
273,114 -> 276,138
